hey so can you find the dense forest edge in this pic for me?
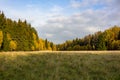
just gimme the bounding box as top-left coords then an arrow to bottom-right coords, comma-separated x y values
0,11 -> 120,51
58,26 -> 120,50
0,11 -> 56,51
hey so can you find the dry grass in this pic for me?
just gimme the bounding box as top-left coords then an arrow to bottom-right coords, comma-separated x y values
0,51 -> 120,80
1,51 -> 120,55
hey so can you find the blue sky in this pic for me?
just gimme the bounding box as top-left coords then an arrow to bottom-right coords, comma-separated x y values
0,0 -> 120,43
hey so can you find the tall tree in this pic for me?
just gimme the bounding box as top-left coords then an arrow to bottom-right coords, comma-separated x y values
0,30 -> 3,49
97,34 -> 107,50
0,12 -> 39,51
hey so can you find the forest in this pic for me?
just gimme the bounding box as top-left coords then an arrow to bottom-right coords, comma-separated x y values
0,11 -> 56,51
0,11 -> 120,51
58,26 -> 120,50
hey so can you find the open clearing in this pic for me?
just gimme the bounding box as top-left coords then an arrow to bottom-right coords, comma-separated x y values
0,51 -> 120,80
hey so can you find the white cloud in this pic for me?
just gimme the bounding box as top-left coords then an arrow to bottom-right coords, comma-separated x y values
45,33 -> 53,38
86,27 -> 100,33
39,0 -> 120,43
70,0 -> 81,8
0,0 -> 120,44
50,5 -> 63,12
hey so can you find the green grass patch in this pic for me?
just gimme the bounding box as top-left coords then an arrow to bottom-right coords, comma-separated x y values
0,52 -> 120,80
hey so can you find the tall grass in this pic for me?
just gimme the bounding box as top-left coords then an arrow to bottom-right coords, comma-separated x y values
0,52 -> 120,80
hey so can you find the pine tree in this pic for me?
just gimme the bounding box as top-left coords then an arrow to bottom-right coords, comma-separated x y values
0,12 -> 39,51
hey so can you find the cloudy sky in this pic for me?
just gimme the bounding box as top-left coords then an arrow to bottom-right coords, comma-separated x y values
0,0 -> 120,43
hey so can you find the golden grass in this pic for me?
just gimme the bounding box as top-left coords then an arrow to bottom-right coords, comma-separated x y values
0,51 -> 120,55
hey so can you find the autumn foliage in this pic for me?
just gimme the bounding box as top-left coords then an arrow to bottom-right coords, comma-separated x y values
0,12 -> 56,51
57,26 -> 120,50
1,11 -> 120,51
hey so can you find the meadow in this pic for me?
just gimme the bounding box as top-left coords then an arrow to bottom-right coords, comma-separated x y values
0,51 -> 120,80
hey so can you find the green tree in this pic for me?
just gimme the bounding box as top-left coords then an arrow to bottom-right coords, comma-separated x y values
0,11 -> 5,29
118,31 -> 120,40
111,40 -> 120,50
73,45 -> 81,50
0,12 -> 39,51
45,39 -> 48,49
97,34 -> 107,50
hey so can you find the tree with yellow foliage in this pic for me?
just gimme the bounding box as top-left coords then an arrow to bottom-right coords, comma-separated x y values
48,42 -> 52,50
38,38 -> 44,50
33,33 -> 39,50
9,40 -> 17,51
7,33 -> 11,41
52,45 -> 57,51
0,30 -> 3,49
31,45 -> 35,51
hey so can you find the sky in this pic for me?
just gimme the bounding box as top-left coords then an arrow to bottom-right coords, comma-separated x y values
0,0 -> 120,44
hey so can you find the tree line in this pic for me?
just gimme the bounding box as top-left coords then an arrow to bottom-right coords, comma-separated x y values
57,26 -> 120,50
1,11 -> 120,51
0,11 -> 56,51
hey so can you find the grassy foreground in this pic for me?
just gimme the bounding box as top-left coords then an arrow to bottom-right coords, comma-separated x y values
0,52 -> 120,80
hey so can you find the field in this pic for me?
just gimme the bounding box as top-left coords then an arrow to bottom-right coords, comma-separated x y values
0,51 -> 120,80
